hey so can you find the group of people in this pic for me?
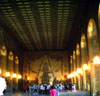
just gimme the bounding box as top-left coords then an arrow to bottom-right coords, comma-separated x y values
0,77 -> 74,96
24,83 -> 61,96
23,82 -> 75,96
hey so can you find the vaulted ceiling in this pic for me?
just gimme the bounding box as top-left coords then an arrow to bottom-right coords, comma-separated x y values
0,0 -> 89,51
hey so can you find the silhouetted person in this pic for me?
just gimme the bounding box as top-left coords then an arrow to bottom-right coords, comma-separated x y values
69,82 -> 72,90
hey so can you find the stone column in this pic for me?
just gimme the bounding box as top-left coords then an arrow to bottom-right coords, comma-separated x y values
76,43 -> 82,90
15,56 -> 19,90
0,45 -> 7,77
73,50 -> 77,85
70,56 -> 74,83
87,19 -> 100,96
8,51 -> 14,90
81,34 -> 89,90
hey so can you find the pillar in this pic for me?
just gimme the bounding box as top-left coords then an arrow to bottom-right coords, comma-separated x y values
8,51 -> 14,90
0,45 -> 7,77
87,18 -> 100,96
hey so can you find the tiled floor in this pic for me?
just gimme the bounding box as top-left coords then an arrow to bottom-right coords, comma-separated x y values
5,92 -> 50,96
5,90 -> 90,96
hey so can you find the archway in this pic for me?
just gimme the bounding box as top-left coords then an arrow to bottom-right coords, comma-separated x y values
87,18 -> 100,95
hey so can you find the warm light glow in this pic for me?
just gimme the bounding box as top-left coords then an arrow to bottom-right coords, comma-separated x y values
8,51 -> 13,60
15,56 -> 19,64
6,72 -> 10,77
87,19 -> 96,38
88,26 -> 93,33
68,74 -> 72,78
18,75 -> 22,79
76,44 -> 80,55
1,45 -> 7,56
62,76 -> 64,80
13,74 -> 16,78
70,55 -> 73,64
70,55 -> 72,58
83,64 -> 88,70
0,69 -> 2,74
93,56 -> 100,64
15,56 -> 18,59
98,3 -> 100,21
81,42 -> 85,48
73,72 -> 77,76
81,34 -> 85,40
88,21 -> 93,38
70,59 -> 72,64
68,74 -> 71,78
27,77 -> 30,80
2,45 -> 6,50
81,34 -> 86,48
76,49 -> 80,55
77,44 -> 79,49
73,50 -> 75,59
68,72 -> 76,78
77,68 -> 82,74
9,51 -> 13,55
99,3 -> 100,11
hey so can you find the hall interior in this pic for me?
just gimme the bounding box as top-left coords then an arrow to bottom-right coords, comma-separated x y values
0,0 -> 100,96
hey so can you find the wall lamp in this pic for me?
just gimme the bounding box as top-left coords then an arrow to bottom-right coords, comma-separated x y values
77,68 -> 82,74
83,64 -> 88,70
93,56 -> 100,65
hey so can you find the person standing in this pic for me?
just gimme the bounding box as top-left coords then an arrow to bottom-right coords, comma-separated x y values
55,85 -> 59,96
69,82 -> 72,90
50,86 -> 57,96
0,77 -> 7,96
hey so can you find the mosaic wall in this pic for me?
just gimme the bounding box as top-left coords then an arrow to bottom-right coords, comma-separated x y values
23,51 -> 69,84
